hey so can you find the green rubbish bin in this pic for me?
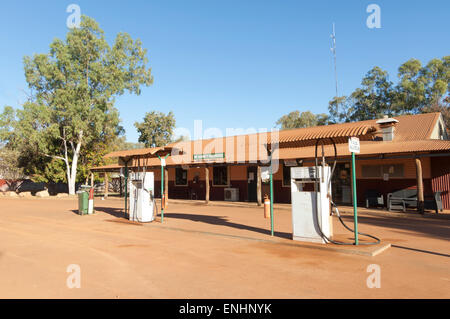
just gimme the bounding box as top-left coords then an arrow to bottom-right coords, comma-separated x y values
77,191 -> 89,215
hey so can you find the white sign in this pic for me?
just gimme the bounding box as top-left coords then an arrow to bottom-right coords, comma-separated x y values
284,159 -> 298,167
160,158 -> 166,167
348,137 -> 360,154
261,167 -> 270,183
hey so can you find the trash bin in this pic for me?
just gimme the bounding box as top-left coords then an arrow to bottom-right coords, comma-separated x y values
77,191 -> 89,215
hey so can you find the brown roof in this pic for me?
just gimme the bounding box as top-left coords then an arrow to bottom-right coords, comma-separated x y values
279,139 -> 450,160
90,164 -> 122,172
92,138 -> 450,171
104,146 -> 175,159
347,112 -> 441,141
98,112 -> 446,169
270,123 -> 377,145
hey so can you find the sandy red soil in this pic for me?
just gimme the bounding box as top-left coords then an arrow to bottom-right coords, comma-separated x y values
0,196 -> 449,298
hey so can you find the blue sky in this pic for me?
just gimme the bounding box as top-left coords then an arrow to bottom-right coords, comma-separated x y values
1,0 -> 449,142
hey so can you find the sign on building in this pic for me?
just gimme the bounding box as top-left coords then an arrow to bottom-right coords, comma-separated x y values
193,153 -> 225,161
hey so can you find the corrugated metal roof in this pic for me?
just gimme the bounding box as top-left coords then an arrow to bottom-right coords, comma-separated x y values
349,112 -> 441,141
98,113 -> 445,170
104,146 -> 174,159
275,123 -> 376,144
90,164 -> 122,172
93,139 -> 450,171
278,139 -> 450,159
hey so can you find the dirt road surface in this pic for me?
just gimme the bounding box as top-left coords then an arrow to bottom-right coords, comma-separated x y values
0,197 -> 449,298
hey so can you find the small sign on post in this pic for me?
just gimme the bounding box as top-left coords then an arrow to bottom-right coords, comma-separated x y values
348,137 -> 360,154
348,137 -> 360,245
260,167 -> 270,183
160,158 -> 166,167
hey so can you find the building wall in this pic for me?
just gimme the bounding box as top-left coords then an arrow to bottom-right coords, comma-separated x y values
431,156 -> 450,209
354,157 -> 433,206
151,155 -> 446,208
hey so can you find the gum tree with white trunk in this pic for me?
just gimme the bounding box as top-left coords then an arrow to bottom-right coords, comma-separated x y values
7,16 -> 153,194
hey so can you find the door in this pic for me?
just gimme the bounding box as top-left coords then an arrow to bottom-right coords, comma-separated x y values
331,162 -> 352,204
247,166 -> 257,202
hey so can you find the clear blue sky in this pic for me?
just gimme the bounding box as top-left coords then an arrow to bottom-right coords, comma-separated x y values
1,0 -> 449,142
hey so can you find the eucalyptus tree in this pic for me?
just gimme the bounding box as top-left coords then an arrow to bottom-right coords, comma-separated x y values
276,111 -> 330,129
16,16 -> 153,194
135,111 -> 176,147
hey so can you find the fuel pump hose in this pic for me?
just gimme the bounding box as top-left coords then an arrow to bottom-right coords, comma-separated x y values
314,138 -> 380,246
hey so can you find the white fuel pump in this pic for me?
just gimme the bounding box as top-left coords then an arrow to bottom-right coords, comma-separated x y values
288,137 -> 380,246
290,166 -> 333,244
129,171 -> 155,222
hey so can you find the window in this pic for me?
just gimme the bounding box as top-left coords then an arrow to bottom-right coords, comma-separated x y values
213,166 -> 228,186
362,165 -> 382,178
175,167 -> 188,186
362,164 -> 404,178
382,164 -> 404,178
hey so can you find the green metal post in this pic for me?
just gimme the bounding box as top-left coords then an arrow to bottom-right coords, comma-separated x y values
158,155 -> 164,223
270,165 -> 274,237
351,152 -> 359,245
124,162 -> 128,218
159,154 -> 170,223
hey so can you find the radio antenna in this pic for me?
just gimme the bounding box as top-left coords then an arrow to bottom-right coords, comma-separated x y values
330,23 -> 338,98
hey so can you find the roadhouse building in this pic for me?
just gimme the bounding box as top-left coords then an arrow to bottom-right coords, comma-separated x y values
93,112 -> 450,210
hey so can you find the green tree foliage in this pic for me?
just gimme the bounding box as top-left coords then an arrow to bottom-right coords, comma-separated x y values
0,16 -> 153,194
329,56 -> 449,123
0,147 -> 24,180
276,111 -> 329,130
0,106 -> 15,143
329,67 -> 396,123
135,111 -> 176,147
112,136 -> 145,151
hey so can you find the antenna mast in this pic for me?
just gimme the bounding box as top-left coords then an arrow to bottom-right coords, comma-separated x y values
330,23 -> 338,98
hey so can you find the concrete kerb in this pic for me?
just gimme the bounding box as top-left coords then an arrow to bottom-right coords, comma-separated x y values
140,220 -> 391,257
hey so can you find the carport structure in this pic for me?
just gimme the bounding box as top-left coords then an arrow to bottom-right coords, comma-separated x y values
93,147 -> 175,220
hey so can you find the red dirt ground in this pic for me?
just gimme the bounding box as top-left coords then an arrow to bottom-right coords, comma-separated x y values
0,196 -> 449,298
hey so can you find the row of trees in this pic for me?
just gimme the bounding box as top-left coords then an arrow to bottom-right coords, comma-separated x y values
278,56 -> 449,130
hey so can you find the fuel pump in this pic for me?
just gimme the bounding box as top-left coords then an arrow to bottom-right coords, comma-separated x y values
290,138 -> 380,245
290,166 -> 333,243
129,171 -> 156,223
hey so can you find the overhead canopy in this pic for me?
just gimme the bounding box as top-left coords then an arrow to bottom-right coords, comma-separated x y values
90,164 -> 122,172
104,146 -> 175,159
104,146 -> 178,164
271,123 -> 377,146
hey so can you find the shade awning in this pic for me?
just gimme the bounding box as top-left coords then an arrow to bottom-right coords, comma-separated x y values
104,146 -> 175,159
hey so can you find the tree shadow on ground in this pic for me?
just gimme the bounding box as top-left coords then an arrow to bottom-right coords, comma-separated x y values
391,244 -> 450,258
339,214 -> 450,241
163,212 -> 291,239
86,206 -> 127,219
